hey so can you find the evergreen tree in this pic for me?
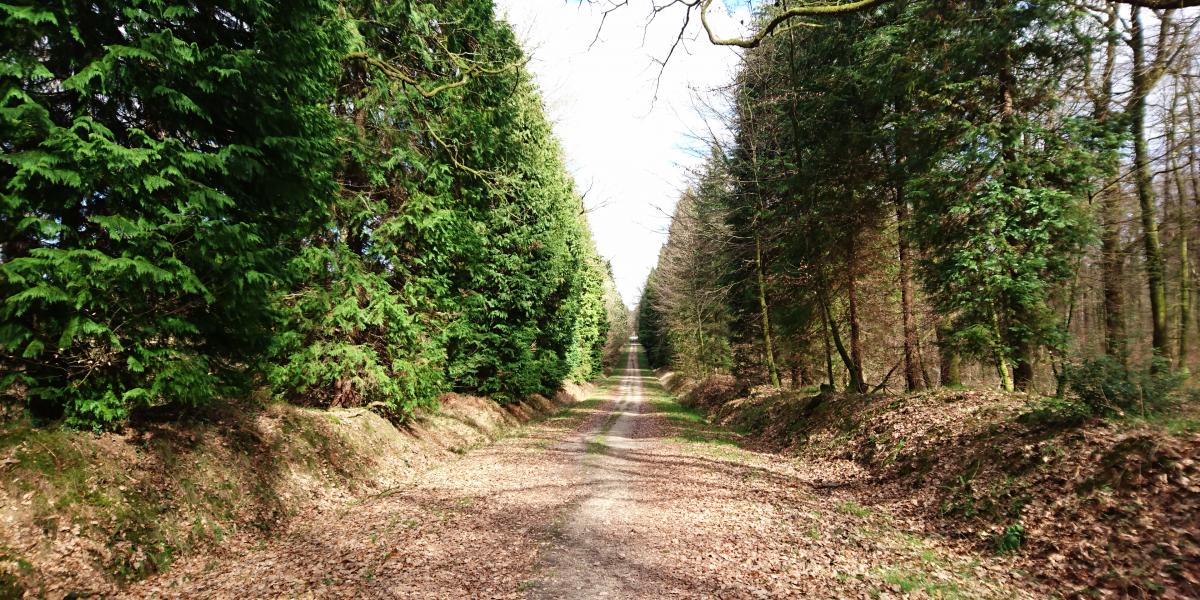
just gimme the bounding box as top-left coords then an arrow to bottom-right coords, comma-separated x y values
904,1 -> 1098,391
1,0 -> 345,427
2,0 -> 624,427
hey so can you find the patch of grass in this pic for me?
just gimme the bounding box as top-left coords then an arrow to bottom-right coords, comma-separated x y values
0,571 -> 23,599
1,426 -> 107,525
1017,396 -> 1091,429
104,487 -> 180,581
681,442 -> 743,461
585,438 -> 607,454
0,407 -> 392,587
836,501 -> 873,518
564,397 -> 604,415
878,568 -> 967,598
598,411 -> 621,434
1128,410 -> 1200,436
941,464 -> 1029,522
727,399 -> 773,433
881,437 -> 908,467
649,397 -> 707,425
0,423 -> 193,582
0,545 -> 32,598
630,352 -> 753,463
671,430 -> 739,447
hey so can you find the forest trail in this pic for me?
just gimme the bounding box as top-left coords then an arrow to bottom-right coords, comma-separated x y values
128,344 -> 1037,599
532,346 -> 648,599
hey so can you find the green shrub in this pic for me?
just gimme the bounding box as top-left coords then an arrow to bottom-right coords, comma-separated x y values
994,522 -> 1025,554
1018,396 -> 1091,428
1064,356 -> 1182,417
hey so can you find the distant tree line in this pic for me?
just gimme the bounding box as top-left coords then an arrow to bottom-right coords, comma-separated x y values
639,1 -> 1200,408
1,0 -> 629,429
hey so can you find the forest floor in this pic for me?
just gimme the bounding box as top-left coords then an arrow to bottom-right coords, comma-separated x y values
125,345 -> 1039,599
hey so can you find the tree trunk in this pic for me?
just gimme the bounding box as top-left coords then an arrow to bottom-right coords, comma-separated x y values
992,309 -> 1015,393
821,301 -> 835,389
1174,95 -> 1192,374
1101,187 -> 1126,358
1054,269 -> 1083,397
755,234 -> 782,387
846,236 -> 867,393
1013,342 -> 1034,392
896,185 -> 924,392
1094,5 -> 1126,360
821,289 -> 864,394
1187,92 -> 1200,374
937,316 -> 961,387
917,344 -> 933,390
1131,7 -> 1170,366
997,2 -> 1025,387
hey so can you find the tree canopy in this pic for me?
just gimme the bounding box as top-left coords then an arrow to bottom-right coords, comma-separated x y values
1,0 -> 629,429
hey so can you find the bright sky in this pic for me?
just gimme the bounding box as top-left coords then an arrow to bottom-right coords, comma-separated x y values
495,0 -> 749,307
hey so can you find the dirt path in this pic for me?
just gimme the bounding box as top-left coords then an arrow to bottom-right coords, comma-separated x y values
533,346 -> 647,599
130,344 -> 1042,599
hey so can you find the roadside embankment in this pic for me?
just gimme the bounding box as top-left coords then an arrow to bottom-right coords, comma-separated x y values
0,384 -> 590,597
668,372 -> 1200,597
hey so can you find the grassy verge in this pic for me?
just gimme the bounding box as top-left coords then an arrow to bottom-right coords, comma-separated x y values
629,346 -> 753,462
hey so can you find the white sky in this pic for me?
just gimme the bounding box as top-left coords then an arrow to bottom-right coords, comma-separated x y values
495,0 -> 749,307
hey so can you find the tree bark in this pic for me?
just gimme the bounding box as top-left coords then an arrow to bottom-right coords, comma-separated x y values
755,233 -> 782,387
741,91 -> 781,387
822,292 -> 864,394
1187,92 -> 1200,373
1172,94 -> 1191,374
992,309 -> 1015,392
1013,342 -> 1034,392
1100,187 -> 1126,358
997,0 -> 1027,390
937,316 -> 961,387
1131,7 -> 1171,366
895,164 -> 924,392
1092,5 -> 1127,360
821,300 -> 836,389
846,236 -> 867,393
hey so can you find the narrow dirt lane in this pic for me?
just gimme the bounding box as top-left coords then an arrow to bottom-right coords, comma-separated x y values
533,345 -> 647,599
132,344 -> 1040,599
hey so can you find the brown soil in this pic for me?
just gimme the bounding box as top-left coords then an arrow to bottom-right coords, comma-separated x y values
0,387 -> 586,598
676,379 -> 1200,598
121,346 -> 1037,598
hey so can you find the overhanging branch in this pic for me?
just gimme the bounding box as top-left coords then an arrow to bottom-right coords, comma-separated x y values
344,52 -> 526,99
700,0 -> 890,48
692,0 -> 1200,49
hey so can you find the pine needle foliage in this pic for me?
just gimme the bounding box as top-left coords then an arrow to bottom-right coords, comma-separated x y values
1,0 -> 625,428
1,0 -> 345,428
